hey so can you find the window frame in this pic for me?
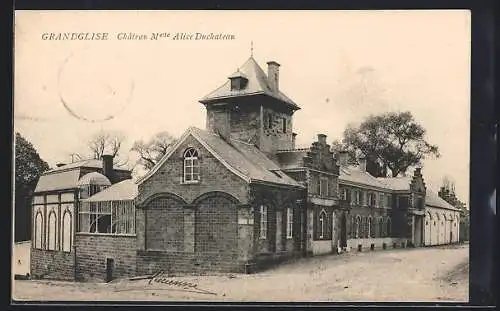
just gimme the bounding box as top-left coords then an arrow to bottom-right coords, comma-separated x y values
286,207 -> 293,239
61,209 -> 72,252
259,205 -> 268,239
47,210 -> 57,251
355,215 -> 361,238
34,211 -> 44,249
183,148 -> 200,184
319,177 -> 329,197
282,117 -> 287,133
78,201 -> 136,236
318,210 -> 327,239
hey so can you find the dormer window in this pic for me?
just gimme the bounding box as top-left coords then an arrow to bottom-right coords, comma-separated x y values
229,71 -> 248,91
183,148 -> 200,183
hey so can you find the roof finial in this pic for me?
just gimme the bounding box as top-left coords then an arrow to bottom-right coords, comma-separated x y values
250,40 -> 254,57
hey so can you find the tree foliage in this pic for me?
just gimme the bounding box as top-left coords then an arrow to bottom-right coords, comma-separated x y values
15,132 -> 50,188
131,131 -> 176,170
15,132 -> 50,241
332,111 -> 440,177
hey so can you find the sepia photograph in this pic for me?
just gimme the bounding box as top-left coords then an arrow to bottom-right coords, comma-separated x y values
13,10 -> 471,303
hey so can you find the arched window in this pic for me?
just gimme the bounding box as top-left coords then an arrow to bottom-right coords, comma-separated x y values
355,215 -> 361,238
183,148 -> 200,183
378,217 -> 383,237
34,212 -> 43,249
319,210 -> 327,239
367,217 -> 372,238
62,210 -> 72,252
387,217 -> 392,237
47,211 -> 57,251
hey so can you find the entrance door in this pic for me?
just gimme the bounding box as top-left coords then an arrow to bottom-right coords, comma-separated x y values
106,258 -> 114,283
340,213 -> 347,248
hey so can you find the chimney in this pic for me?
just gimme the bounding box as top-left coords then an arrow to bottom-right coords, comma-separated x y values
56,163 -> 66,167
266,61 -> 280,92
317,134 -> 327,145
337,151 -> 349,166
358,155 -> 367,172
414,167 -> 422,176
101,154 -> 114,182
292,132 -> 297,149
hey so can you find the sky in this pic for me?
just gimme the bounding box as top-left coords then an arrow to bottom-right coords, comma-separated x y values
14,10 -> 471,205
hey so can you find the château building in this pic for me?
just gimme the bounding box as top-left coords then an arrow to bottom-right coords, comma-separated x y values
31,54 -> 461,282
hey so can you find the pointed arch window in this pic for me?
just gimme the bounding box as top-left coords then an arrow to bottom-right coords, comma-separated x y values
34,212 -> 43,249
355,215 -> 361,239
183,148 -> 200,183
47,211 -> 57,251
62,210 -> 72,252
319,210 -> 327,239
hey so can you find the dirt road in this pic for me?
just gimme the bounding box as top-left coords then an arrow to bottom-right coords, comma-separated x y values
12,244 -> 468,302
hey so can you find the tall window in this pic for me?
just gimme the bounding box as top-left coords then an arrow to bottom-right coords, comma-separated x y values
378,193 -> 384,208
378,217 -> 383,237
34,212 -> 43,249
387,217 -> 392,236
369,193 -> 377,207
355,215 -> 361,238
368,217 -> 372,238
47,211 -> 57,251
183,148 -> 200,183
385,194 -> 391,208
282,117 -> 287,133
286,207 -> 293,239
61,210 -> 72,252
355,191 -> 361,205
319,210 -> 327,239
319,177 -> 329,197
341,188 -> 347,200
267,114 -> 273,129
259,205 -> 268,239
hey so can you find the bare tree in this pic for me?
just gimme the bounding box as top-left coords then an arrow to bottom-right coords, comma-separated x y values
131,131 -> 176,170
87,129 -> 128,166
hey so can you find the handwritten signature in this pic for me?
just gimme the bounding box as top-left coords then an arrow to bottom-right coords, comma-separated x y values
122,270 -> 218,296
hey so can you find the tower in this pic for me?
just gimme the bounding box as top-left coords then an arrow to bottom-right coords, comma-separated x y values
199,56 -> 300,155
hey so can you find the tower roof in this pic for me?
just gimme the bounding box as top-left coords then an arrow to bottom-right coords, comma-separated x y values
199,56 -> 300,110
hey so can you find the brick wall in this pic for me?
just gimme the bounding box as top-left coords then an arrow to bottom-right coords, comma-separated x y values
137,135 -> 248,206
136,250 -> 243,275
31,248 -> 74,280
195,195 -> 238,253
74,234 -> 136,282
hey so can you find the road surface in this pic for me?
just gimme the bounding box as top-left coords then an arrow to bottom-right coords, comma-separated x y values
13,244 -> 468,302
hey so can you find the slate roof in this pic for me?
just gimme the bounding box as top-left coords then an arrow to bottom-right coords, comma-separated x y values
34,158 -> 130,193
46,159 -> 103,173
338,165 -> 387,189
138,127 -> 304,188
199,56 -> 300,110
34,169 -> 82,193
425,188 -> 459,211
191,127 -> 303,187
376,176 -> 459,211
376,176 -> 412,191
84,179 -> 138,202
